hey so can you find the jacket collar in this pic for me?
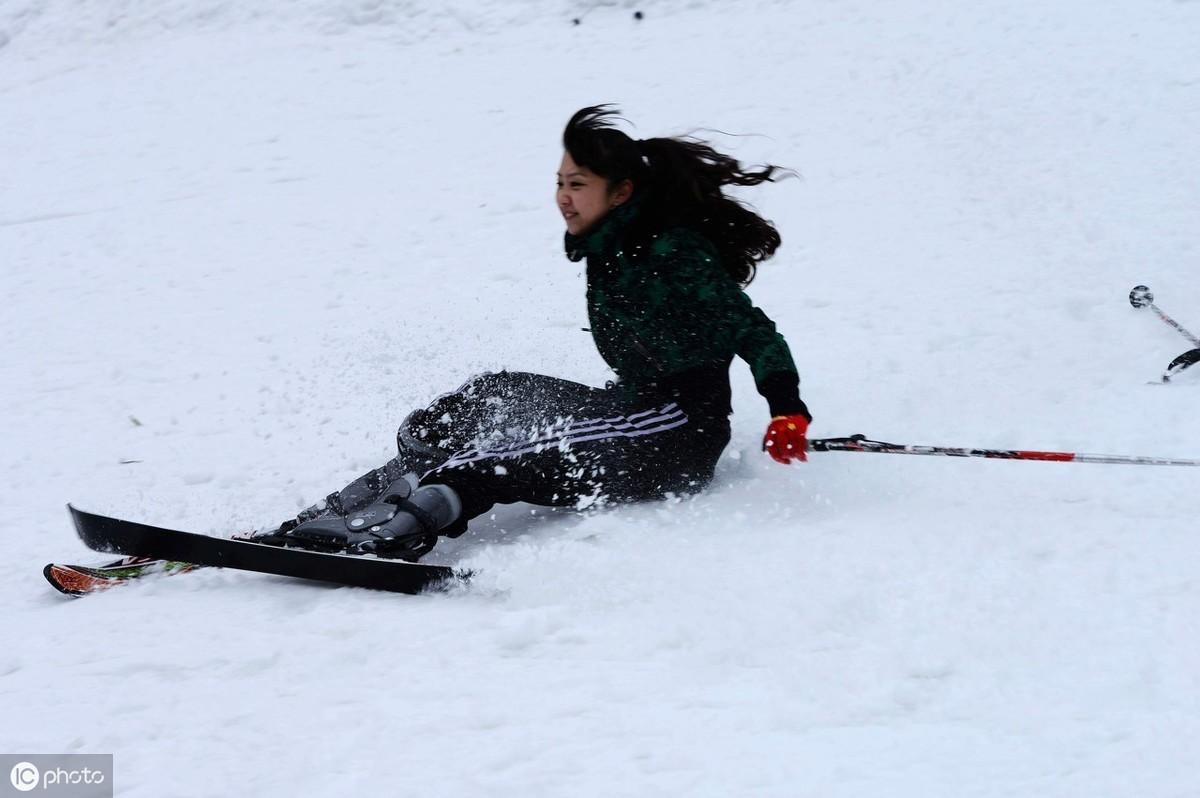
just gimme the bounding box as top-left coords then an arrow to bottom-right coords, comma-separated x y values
563,193 -> 644,262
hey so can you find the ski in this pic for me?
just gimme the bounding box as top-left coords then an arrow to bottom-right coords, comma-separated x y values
1164,347 -> 1200,382
64,505 -> 465,595
43,556 -> 198,597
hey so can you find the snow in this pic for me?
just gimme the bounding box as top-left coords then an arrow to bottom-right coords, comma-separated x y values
3,1 -> 1199,795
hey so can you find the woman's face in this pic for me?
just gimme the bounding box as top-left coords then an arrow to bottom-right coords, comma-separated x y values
556,152 -> 630,236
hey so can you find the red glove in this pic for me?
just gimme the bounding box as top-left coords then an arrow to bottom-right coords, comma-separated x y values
763,415 -> 809,464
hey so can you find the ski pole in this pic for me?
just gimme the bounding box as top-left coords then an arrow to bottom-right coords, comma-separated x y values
1129,285 -> 1200,382
808,434 -> 1200,467
1129,285 -> 1200,347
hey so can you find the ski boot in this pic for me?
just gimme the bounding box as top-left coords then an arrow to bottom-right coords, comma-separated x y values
266,479 -> 462,561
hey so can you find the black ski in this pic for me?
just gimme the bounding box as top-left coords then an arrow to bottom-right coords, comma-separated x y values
1164,347 -> 1200,382
66,505 -> 464,595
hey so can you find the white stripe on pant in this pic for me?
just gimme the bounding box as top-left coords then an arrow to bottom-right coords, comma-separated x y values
438,403 -> 688,469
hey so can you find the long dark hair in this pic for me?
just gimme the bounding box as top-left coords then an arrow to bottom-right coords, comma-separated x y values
562,105 -> 786,286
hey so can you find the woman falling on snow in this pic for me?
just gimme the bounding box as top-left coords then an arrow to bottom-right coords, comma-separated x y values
257,106 -> 813,559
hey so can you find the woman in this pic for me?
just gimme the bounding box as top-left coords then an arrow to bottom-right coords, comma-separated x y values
259,106 -> 812,559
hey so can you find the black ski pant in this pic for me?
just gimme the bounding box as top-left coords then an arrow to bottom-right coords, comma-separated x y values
415,371 -> 731,521
308,371 -> 731,528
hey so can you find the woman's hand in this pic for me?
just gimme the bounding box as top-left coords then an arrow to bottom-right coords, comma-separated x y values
763,415 -> 809,464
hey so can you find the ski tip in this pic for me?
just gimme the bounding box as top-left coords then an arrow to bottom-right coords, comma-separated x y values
43,563 -> 86,597
65,504 -> 98,550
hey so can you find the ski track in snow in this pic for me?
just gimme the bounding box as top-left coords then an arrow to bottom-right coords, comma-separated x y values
2,1 -> 1199,796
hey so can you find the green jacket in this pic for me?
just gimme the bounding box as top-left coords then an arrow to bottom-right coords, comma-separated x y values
564,198 -> 807,419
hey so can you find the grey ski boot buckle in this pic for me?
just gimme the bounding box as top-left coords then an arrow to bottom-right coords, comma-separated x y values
343,479 -> 412,533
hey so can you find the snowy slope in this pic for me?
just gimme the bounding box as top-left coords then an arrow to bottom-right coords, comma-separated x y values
3,1 -> 1199,795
